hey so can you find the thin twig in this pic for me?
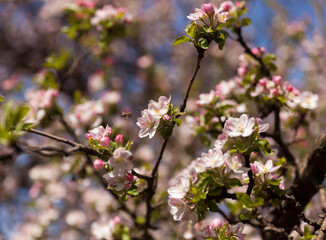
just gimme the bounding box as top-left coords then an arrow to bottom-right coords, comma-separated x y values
142,47 -> 206,239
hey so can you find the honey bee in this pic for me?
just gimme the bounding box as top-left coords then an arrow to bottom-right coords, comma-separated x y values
121,111 -> 132,119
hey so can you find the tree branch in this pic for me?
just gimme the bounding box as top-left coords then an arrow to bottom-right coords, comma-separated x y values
142,47 -> 206,239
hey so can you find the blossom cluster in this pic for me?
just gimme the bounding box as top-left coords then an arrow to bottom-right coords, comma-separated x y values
86,125 -> 137,193
197,217 -> 245,240
67,91 -> 122,135
168,114 -> 279,226
24,88 -> 58,124
251,75 -> 319,110
187,3 -> 229,25
90,5 -> 132,31
136,96 -> 171,139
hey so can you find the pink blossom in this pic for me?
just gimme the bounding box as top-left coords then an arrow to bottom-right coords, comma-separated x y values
221,1 -> 232,11
103,172 -> 136,191
273,75 -> 282,85
108,148 -> 133,176
148,96 -> 170,119
253,160 -> 281,175
196,90 -> 216,106
299,91 -> 319,110
217,11 -> 230,23
167,175 -> 190,199
224,114 -> 255,138
196,149 -> 224,170
225,152 -> 247,173
187,8 -> 204,21
89,125 -> 112,141
93,159 -> 104,171
255,118 -> 270,133
168,198 -> 197,222
136,109 -> 160,139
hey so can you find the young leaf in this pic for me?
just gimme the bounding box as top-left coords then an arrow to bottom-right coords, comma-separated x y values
0,96 -> 4,102
174,36 -> 191,46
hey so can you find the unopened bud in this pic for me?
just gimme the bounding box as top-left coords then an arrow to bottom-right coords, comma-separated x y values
85,133 -> 92,140
100,137 -> 110,147
115,134 -> 124,145
210,218 -> 222,229
163,114 -> 170,121
93,159 -> 104,170
271,88 -> 278,96
201,3 -> 215,15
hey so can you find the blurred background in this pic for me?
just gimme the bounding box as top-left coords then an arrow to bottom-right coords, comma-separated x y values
0,0 -> 325,239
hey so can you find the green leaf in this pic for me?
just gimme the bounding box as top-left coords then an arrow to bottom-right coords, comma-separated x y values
185,22 -> 196,38
236,193 -> 253,209
174,36 -> 191,46
173,118 -> 182,127
234,140 -> 250,153
0,96 -> 4,102
256,139 -> 273,155
226,178 -> 243,189
253,197 -> 264,207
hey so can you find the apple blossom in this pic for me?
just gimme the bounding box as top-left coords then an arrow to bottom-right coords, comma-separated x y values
108,148 -> 133,176
88,125 -> 112,141
167,175 -> 190,199
252,160 -> 281,175
196,149 -> 224,170
136,109 -> 160,138
196,90 -> 216,106
147,96 -> 170,119
224,114 -> 255,138
299,91 -> 319,110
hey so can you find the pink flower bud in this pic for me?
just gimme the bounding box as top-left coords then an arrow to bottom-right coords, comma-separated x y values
163,114 -> 170,121
221,1 -> 231,11
93,159 -> 104,170
125,173 -> 135,182
251,163 -> 258,174
259,78 -> 267,86
237,66 -> 247,77
100,137 -> 111,147
210,218 -> 222,229
288,85 -> 293,92
259,47 -> 266,53
115,134 -> 124,145
273,75 -> 282,85
113,216 -> 121,225
271,88 -> 278,96
251,47 -> 260,55
201,3 -> 216,15
85,133 -> 92,140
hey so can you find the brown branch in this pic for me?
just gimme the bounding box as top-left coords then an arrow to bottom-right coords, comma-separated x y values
245,153 -> 255,195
